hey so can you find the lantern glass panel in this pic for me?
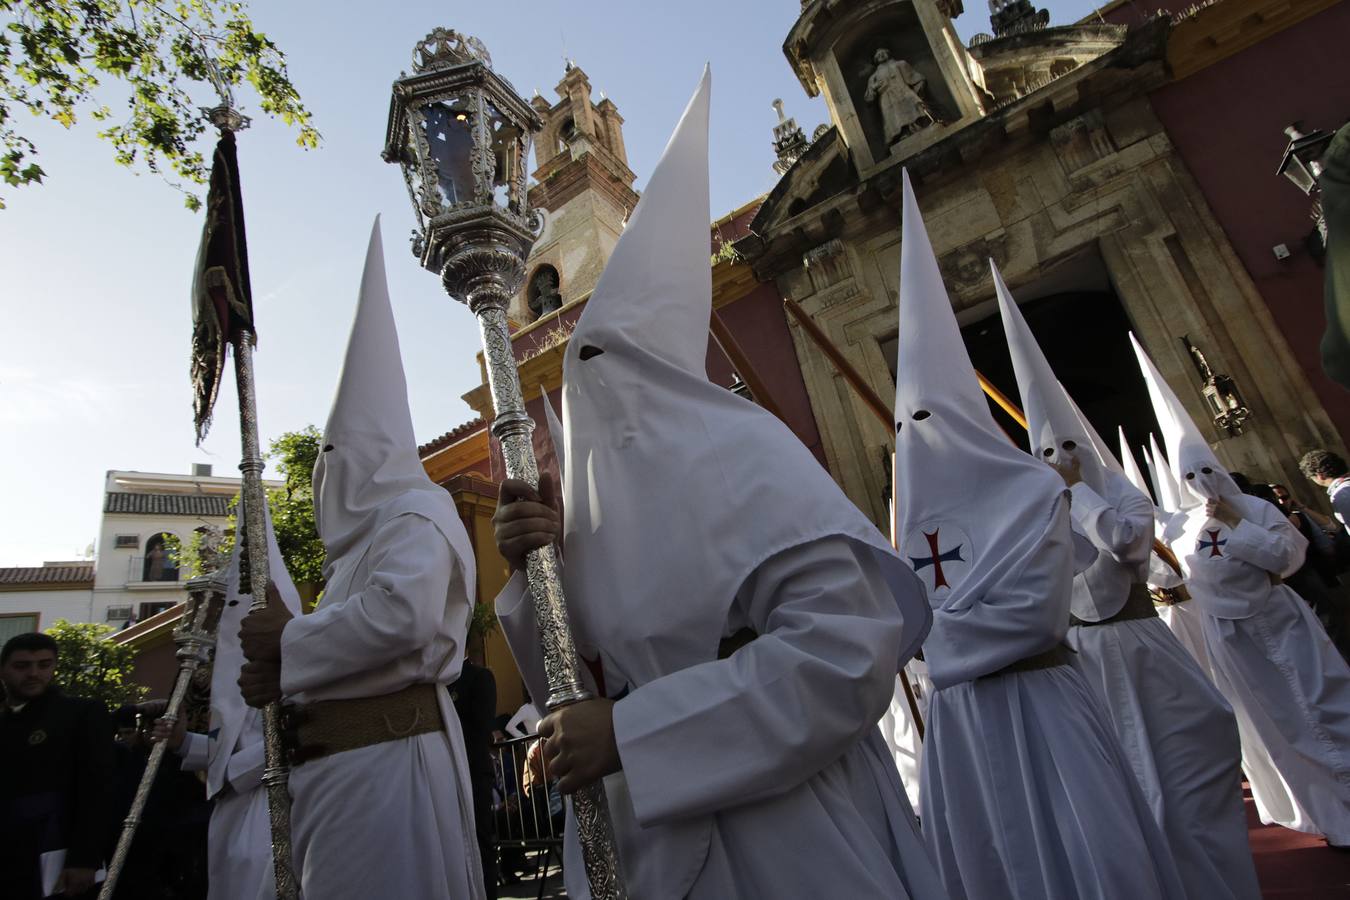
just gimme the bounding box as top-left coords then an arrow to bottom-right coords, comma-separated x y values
1283,159 -> 1315,195
486,99 -> 523,210
420,96 -> 477,209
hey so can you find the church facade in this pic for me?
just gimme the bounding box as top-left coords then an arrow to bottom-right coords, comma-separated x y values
418,0 -> 1349,705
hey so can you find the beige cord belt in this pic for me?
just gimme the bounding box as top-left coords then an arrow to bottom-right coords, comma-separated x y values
283,682 -> 443,767
1070,583 -> 1160,628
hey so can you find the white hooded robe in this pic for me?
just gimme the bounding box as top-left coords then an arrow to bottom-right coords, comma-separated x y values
895,174 -> 1185,900
995,272 -> 1256,899
1145,435 -> 1212,669
275,221 -> 483,898
177,506 -> 302,900
495,70 -> 945,900
1135,333 -> 1350,845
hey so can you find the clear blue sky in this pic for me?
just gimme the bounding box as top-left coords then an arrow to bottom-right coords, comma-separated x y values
0,0 -> 1107,566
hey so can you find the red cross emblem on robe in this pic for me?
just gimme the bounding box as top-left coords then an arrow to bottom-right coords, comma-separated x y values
904,523 -> 972,598
1198,529 -> 1227,558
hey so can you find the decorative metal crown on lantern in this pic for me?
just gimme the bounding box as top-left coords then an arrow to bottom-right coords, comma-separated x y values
412,27 -> 492,72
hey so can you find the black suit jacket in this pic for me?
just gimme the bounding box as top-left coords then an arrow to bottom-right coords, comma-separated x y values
0,687 -> 115,886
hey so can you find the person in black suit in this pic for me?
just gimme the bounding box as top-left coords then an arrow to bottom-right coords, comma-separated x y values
0,632 -> 114,899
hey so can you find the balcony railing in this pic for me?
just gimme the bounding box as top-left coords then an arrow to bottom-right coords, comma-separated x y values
128,556 -> 181,585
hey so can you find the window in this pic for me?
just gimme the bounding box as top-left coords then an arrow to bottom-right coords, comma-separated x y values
138,602 -> 176,621
141,533 -> 179,583
114,534 -> 139,549
0,613 -> 39,645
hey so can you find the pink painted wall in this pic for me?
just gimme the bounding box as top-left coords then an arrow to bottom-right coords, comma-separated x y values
1105,2 -> 1350,440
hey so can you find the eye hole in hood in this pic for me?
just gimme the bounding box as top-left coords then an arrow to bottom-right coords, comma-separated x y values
912,409 -> 931,421
579,345 -> 605,360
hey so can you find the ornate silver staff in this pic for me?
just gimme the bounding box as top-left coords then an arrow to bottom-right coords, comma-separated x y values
189,63 -> 297,899
382,28 -> 626,899
232,343 -> 298,900
99,560 -> 229,900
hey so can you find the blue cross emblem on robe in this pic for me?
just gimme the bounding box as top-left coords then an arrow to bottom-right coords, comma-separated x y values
1198,529 -> 1227,558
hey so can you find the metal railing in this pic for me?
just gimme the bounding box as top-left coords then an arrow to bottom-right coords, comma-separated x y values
127,556 -> 181,584
491,733 -> 565,898
492,733 -> 564,847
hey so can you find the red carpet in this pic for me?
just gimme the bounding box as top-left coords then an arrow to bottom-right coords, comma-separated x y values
1246,784 -> 1350,898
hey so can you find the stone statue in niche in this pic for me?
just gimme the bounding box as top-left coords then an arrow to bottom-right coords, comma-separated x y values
864,49 -> 939,147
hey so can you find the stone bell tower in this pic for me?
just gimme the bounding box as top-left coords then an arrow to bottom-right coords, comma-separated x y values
512,63 -> 639,324
784,0 -> 988,175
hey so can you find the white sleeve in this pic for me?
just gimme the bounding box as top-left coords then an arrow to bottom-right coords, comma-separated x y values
225,739 -> 266,794
1226,505 -> 1308,578
280,514 -> 455,696
1070,482 -> 1153,567
1146,552 -> 1185,589
176,731 -> 209,772
610,535 -> 903,827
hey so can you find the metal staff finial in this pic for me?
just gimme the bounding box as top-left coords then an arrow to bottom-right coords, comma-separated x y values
202,55 -> 251,133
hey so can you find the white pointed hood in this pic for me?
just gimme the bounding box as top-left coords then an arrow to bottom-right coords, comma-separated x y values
208,501 -> 301,798
1129,333 -> 1240,507
1147,433 -> 1183,513
994,263 -> 1111,493
1117,427 -> 1151,500
558,69 -> 929,692
1067,390 -> 1125,476
313,218 -> 470,577
539,386 -> 565,479
893,171 -> 1064,624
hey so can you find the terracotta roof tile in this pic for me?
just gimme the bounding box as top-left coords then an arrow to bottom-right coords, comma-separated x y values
104,493 -> 231,517
0,564 -> 95,587
419,418 -> 487,458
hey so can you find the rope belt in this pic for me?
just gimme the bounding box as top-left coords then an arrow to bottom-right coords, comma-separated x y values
282,682 -> 443,767
980,644 -> 1072,680
1070,583 -> 1159,628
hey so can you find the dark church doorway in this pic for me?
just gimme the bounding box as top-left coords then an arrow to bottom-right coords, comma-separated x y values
960,286 -> 1161,480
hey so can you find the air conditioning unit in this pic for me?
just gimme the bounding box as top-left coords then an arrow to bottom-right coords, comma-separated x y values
114,534 -> 138,549
106,606 -> 133,622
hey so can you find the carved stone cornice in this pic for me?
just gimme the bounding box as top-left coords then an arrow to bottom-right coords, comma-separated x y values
528,150 -> 639,215
742,16 -> 1169,280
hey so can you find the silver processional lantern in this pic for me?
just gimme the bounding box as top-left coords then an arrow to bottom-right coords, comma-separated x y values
383,28 -> 627,899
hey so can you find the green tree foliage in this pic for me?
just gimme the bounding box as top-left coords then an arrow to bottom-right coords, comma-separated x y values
0,0 -> 319,208
44,619 -> 147,710
169,425 -> 325,595
265,424 -> 325,588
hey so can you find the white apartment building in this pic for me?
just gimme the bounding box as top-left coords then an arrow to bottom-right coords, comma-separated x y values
0,465 -> 281,637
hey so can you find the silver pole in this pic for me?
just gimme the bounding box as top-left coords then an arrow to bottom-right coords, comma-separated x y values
442,223 -> 627,899
99,570 -> 227,900
232,336 -> 298,900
